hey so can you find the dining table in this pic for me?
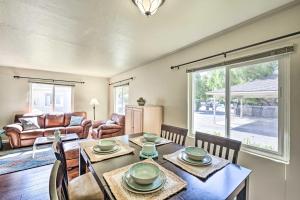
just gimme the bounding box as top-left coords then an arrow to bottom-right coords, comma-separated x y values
79,133 -> 251,200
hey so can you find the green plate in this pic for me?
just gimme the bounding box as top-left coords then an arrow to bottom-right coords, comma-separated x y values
92,145 -> 120,154
140,137 -> 161,144
122,170 -> 166,193
139,150 -> 158,159
178,151 -> 212,166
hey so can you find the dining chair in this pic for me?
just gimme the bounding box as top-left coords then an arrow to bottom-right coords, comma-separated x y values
52,141 -> 104,200
161,124 -> 188,146
49,160 -> 68,200
195,132 -> 242,164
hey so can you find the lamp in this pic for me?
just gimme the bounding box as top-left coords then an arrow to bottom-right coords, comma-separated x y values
90,98 -> 99,120
132,0 -> 165,16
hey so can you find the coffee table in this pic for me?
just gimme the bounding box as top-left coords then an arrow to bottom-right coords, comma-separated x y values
32,133 -> 79,158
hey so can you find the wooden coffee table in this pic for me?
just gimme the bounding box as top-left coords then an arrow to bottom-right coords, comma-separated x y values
32,133 -> 79,158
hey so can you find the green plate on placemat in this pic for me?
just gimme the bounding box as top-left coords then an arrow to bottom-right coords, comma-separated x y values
139,151 -> 158,159
93,145 -> 120,154
178,151 -> 212,166
122,170 -> 166,193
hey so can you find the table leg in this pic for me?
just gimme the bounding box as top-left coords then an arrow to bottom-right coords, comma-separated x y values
237,177 -> 249,200
32,142 -> 37,158
79,148 -> 87,175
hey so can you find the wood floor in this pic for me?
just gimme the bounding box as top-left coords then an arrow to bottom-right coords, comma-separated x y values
0,164 -> 52,200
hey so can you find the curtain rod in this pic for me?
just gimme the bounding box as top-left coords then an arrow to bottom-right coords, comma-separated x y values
13,76 -> 85,84
186,45 -> 294,73
171,30 -> 300,70
109,77 -> 134,85
113,83 -> 129,88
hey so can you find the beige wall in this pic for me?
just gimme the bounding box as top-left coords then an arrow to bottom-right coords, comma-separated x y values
110,4 -> 300,200
0,66 -> 109,129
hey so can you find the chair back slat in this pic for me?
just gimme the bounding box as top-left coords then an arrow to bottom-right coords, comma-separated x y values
49,160 -> 69,200
161,124 -> 188,146
52,140 -> 68,185
195,132 -> 241,164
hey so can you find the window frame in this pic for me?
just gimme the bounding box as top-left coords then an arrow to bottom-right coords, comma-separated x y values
113,84 -> 129,115
29,82 -> 74,113
188,55 -> 290,163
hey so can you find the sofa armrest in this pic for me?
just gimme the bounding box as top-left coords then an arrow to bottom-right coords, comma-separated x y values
92,120 -> 107,128
81,119 -> 91,127
80,119 -> 92,139
3,123 -> 23,133
98,124 -> 122,130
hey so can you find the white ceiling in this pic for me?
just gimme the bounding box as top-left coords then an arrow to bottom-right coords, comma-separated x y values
0,0 -> 295,77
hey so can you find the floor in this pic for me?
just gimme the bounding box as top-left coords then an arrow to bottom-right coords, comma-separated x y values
0,164 -> 52,200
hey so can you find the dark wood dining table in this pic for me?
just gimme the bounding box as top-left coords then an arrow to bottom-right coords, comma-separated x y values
79,133 -> 251,200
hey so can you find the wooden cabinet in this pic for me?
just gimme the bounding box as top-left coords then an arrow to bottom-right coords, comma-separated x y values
125,105 -> 163,135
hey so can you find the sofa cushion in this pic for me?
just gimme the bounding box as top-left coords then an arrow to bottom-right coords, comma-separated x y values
44,127 -> 66,136
100,129 -> 122,134
15,114 -> 45,128
66,126 -> 83,135
45,113 -> 65,128
20,129 -> 44,139
19,117 -> 40,131
64,112 -> 87,127
69,116 -> 83,126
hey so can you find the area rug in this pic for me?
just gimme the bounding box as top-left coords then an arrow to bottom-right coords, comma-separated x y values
0,147 -> 56,175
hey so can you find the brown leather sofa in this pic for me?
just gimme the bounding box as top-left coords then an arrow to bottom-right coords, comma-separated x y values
91,113 -> 125,139
3,112 -> 91,148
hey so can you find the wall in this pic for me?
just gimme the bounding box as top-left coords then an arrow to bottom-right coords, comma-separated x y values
0,66 -> 109,130
110,4 -> 300,200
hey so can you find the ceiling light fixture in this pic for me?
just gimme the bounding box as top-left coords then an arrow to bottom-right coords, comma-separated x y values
132,0 -> 165,16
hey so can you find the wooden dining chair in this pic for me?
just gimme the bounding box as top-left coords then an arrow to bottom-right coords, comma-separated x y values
49,160 -> 69,200
52,141 -> 104,200
195,132 -> 242,164
161,124 -> 188,146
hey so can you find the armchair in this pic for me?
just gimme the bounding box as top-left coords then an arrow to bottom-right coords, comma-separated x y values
91,113 -> 125,139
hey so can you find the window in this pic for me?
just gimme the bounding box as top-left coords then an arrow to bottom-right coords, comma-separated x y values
114,85 -> 129,115
30,83 -> 73,113
190,56 -> 289,162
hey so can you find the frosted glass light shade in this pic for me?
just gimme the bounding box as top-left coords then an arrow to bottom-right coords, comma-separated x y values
132,0 -> 165,16
90,98 -> 99,105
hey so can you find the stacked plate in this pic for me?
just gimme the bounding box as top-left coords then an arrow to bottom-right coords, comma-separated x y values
92,139 -> 121,154
177,147 -> 212,166
122,163 -> 166,194
142,133 -> 162,144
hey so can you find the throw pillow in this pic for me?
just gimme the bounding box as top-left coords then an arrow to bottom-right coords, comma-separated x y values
106,120 -> 116,125
69,116 -> 83,126
19,117 -> 40,131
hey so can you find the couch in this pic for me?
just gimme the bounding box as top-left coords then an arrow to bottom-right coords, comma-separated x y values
3,112 -> 91,148
91,113 -> 125,139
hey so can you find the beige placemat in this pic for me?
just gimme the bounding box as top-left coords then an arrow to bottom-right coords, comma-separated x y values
163,150 -> 230,179
80,140 -> 135,163
129,136 -> 173,147
103,158 -> 187,200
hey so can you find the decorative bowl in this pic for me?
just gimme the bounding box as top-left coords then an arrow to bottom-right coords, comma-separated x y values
98,140 -> 116,151
184,146 -> 208,161
129,163 -> 160,185
143,133 -> 159,142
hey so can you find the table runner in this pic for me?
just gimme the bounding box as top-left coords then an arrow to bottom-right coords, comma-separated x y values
129,136 -> 172,147
103,158 -> 187,200
163,149 -> 230,179
80,140 -> 135,163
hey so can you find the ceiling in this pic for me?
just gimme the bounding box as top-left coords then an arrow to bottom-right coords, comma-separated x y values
0,0 -> 295,77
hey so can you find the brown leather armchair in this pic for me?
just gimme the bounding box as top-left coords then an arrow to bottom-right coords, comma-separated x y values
4,112 -> 92,148
91,113 -> 125,139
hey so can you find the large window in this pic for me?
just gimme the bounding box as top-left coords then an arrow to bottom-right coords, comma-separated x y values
114,85 -> 129,115
190,56 -> 289,162
30,83 -> 73,113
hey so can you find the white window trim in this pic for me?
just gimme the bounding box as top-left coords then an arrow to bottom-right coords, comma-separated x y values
113,84 -> 129,115
29,82 -> 74,113
188,55 -> 290,164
